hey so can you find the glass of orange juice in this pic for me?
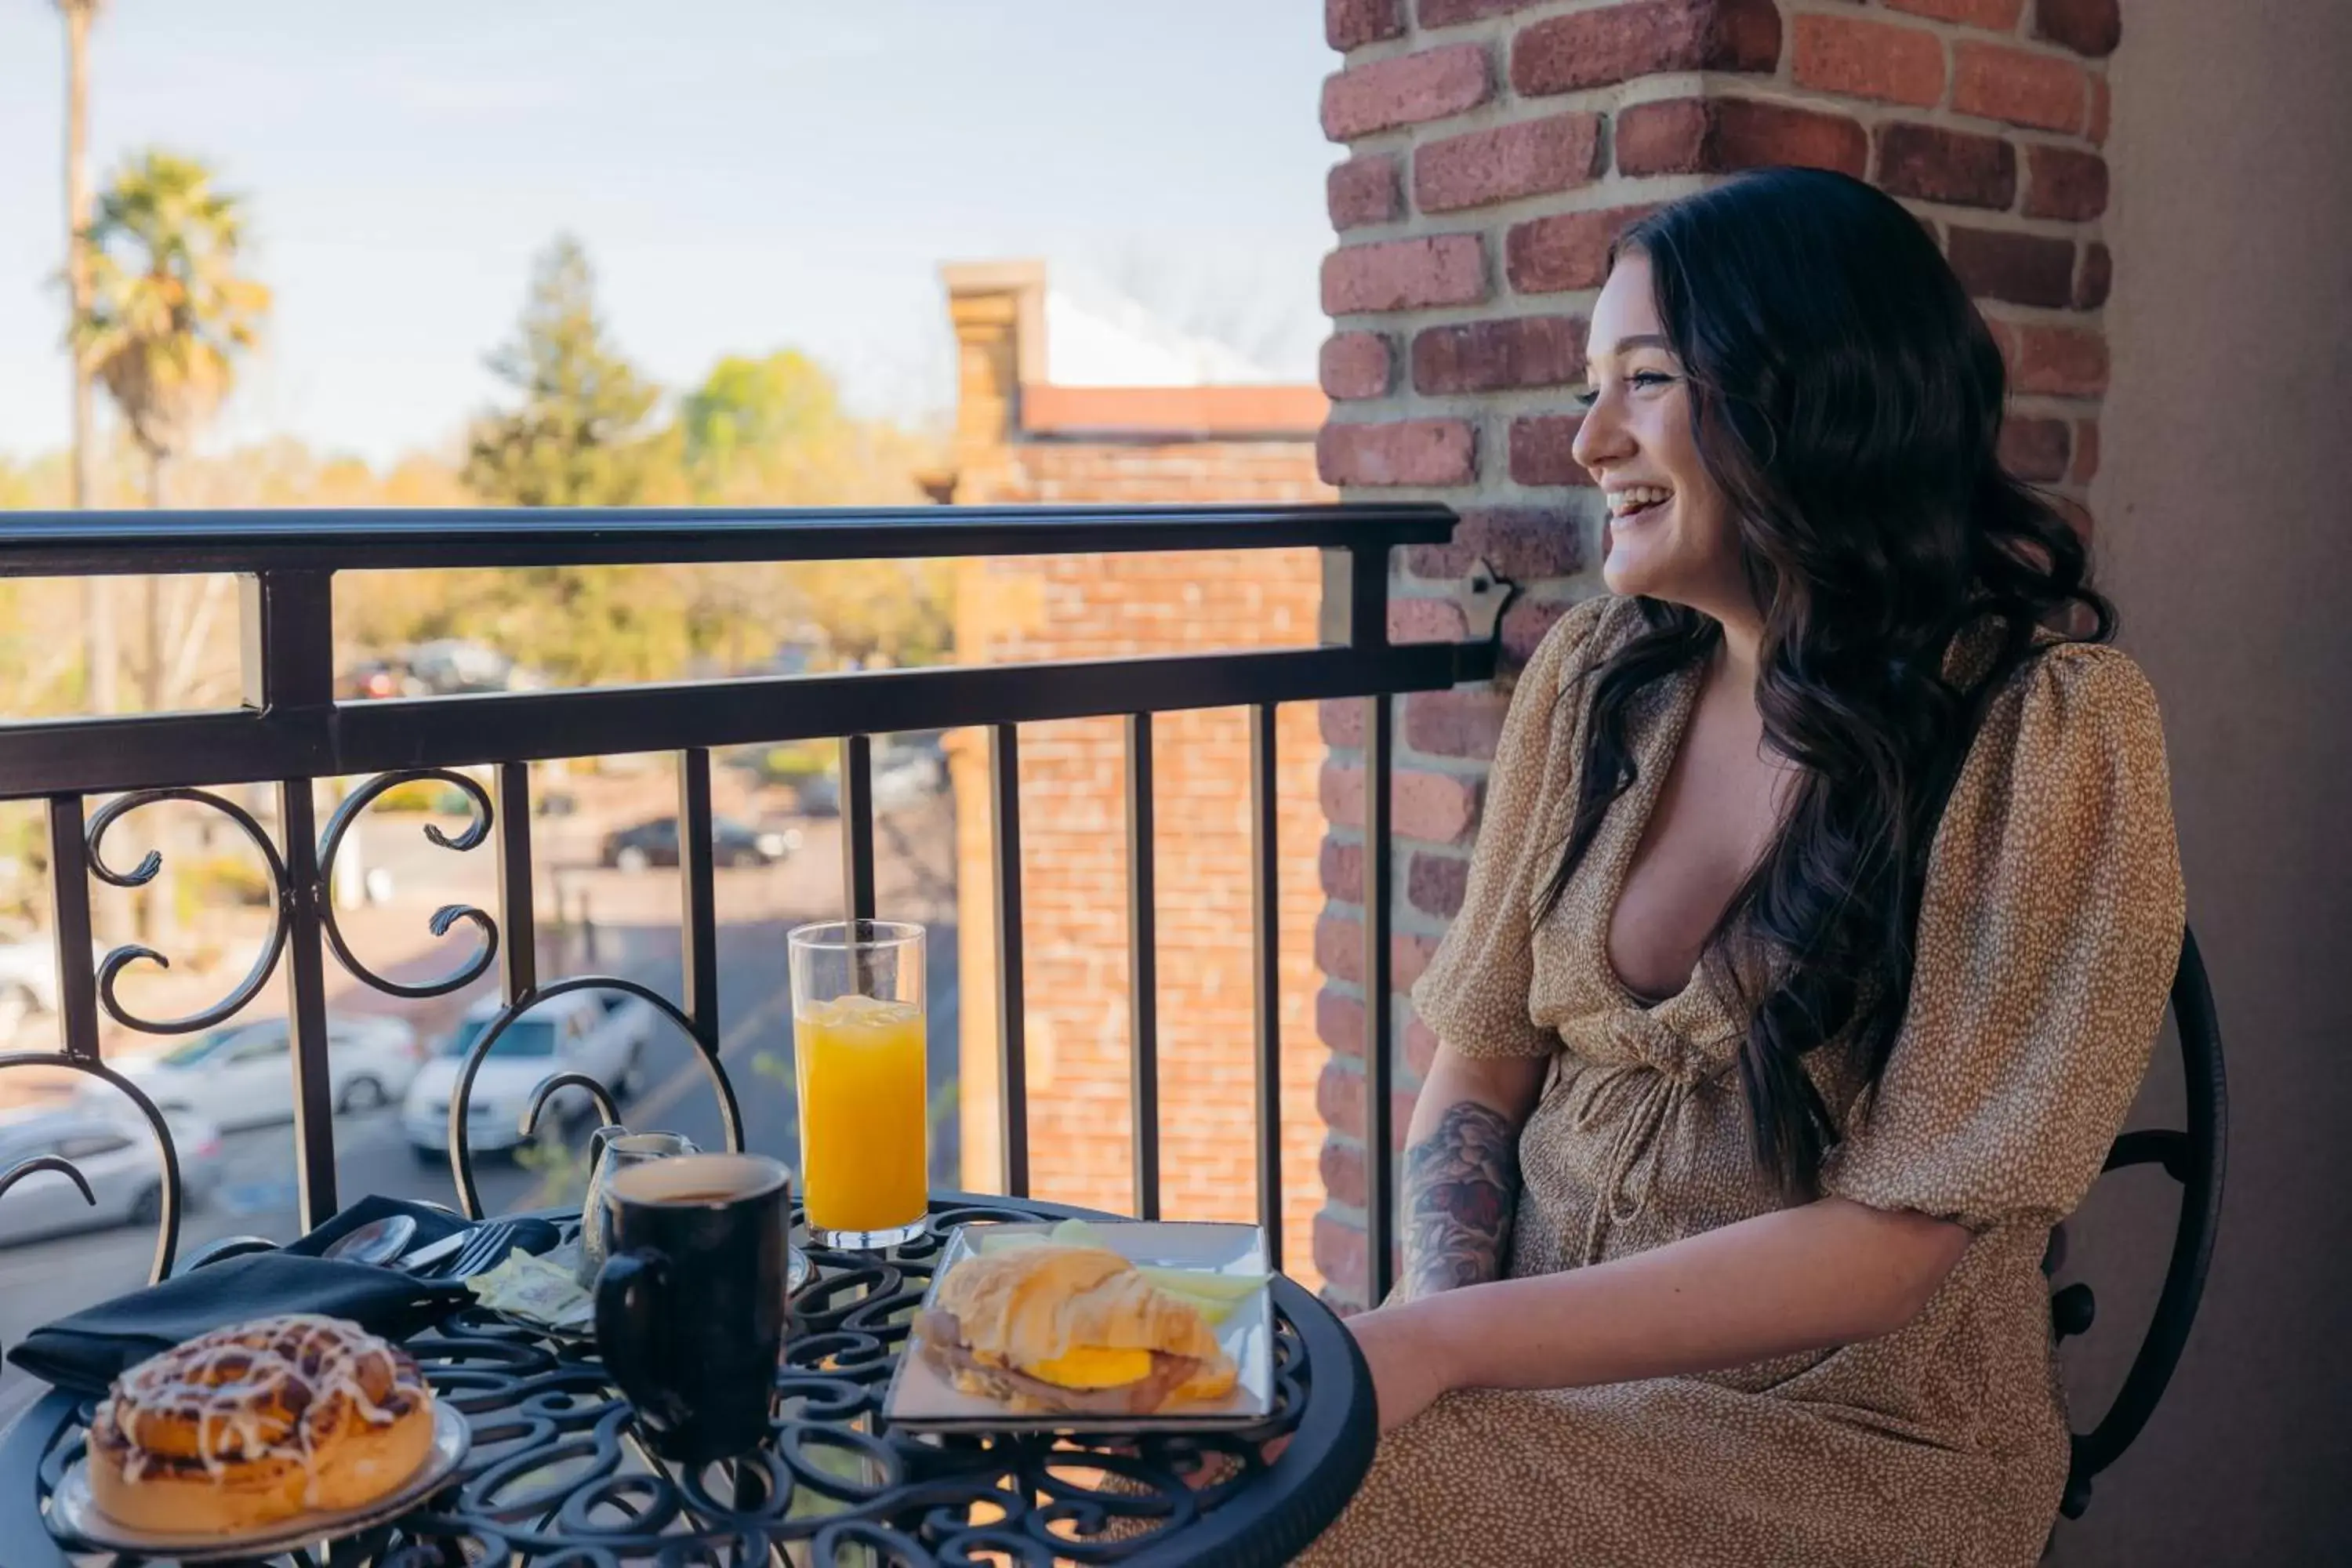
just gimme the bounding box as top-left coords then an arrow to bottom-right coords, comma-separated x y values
787,920 -> 928,1249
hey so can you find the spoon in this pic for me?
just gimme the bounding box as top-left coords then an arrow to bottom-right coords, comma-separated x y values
323,1213 -> 417,1267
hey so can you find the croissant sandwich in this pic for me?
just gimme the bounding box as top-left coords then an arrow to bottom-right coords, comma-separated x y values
916,1245 -> 1238,1415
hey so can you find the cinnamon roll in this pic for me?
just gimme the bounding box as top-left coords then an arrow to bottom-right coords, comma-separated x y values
86,1314 -> 437,1534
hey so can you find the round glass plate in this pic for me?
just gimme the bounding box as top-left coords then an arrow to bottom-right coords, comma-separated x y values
49,1399 -> 470,1563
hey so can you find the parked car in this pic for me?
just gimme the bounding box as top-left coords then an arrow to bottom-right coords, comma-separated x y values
789,774 -> 841,818
873,746 -> 946,806
0,929 -> 110,1037
401,989 -> 659,1160
785,748 -> 942,821
405,639 -> 546,697
100,1014 -> 422,1131
0,1107 -> 224,1247
338,658 -> 423,701
598,815 -> 798,873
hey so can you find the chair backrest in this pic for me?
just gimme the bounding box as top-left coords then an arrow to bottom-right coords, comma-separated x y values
2049,925 -> 2227,1520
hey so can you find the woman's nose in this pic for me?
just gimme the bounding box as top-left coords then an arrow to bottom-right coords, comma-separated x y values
1569,393 -> 1630,479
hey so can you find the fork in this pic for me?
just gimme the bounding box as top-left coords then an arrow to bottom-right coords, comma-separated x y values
414,1219 -> 523,1281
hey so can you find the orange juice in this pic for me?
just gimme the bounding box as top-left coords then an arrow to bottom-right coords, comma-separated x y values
795,994 -> 927,1236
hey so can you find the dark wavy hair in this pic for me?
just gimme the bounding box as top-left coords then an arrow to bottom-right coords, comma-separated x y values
1538,166 -> 2113,1200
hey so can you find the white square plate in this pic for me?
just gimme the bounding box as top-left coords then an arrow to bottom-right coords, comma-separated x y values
881,1220 -> 1276,1434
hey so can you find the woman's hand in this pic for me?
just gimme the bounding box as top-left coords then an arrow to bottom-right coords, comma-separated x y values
1346,1301 -> 1457,1436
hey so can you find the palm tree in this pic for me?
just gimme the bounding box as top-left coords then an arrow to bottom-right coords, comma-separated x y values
77,151 -> 270,717
56,0 -> 113,713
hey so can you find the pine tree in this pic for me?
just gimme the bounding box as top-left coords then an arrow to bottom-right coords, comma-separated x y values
463,236 -> 659,507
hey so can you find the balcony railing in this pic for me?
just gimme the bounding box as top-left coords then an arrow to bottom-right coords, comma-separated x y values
0,505 -> 1506,1304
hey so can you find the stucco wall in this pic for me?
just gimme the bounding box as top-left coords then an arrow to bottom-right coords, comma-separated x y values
2063,0 -> 2352,1558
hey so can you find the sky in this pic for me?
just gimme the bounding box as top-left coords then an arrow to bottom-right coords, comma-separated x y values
0,1 -> 1341,466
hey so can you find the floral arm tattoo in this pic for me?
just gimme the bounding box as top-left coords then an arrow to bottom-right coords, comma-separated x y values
1398,1100 -> 1521,1299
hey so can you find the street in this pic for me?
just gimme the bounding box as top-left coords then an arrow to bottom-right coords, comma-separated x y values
0,790 -> 960,1414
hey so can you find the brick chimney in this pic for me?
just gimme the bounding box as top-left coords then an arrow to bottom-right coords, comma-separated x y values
935,260 -> 1339,1281
1312,0 -> 2116,1308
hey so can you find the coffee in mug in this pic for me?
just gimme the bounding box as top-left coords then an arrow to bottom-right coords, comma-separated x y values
593,1152 -> 790,1463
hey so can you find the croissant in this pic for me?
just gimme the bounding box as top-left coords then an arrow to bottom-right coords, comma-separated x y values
86,1314 -> 437,1535
916,1245 -> 1237,1415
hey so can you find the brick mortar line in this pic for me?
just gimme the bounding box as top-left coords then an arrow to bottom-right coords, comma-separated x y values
1323,386 -> 1597,417
1325,302 -> 1583,337
1330,169 -> 1717,246
1327,125 -> 2103,250
1978,299 -> 2114,328
1893,202 -> 2107,241
1329,298 -> 2104,373
1399,0 -> 1648,49
2008,393 -> 2107,416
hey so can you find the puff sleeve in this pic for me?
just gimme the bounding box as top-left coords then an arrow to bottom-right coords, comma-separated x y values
1408,596 -> 1615,1061
1821,644 -> 2186,1232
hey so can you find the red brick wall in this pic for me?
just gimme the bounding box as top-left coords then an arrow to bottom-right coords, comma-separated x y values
1313,0 -> 2116,1308
937,262 -> 1339,1281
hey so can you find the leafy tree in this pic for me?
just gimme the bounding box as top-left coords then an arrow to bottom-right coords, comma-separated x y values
462,236 -> 661,507
457,237 -> 684,685
672,352 -> 953,669
681,350 -> 842,502
782,559 -> 954,670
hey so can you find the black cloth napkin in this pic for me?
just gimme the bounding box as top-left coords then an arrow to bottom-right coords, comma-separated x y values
7,1238 -> 473,1398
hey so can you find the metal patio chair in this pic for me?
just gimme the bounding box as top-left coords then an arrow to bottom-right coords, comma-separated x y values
2048,925 -> 2227,1523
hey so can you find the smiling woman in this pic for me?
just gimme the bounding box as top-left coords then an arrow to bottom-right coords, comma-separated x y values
1299,169 -> 2185,1568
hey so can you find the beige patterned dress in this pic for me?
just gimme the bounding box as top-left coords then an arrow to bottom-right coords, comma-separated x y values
1298,595 -> 2185,1567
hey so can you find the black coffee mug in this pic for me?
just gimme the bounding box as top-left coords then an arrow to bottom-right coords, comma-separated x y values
593,1152 -> 790,1463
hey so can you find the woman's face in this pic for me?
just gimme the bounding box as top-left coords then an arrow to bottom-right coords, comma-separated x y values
1572,252 -> 1748,617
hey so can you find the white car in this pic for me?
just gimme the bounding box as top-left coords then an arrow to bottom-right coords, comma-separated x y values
0,1107 -> 226,1247
0,931 -> 111,1038
104,1014 -> 423,1131
402,989 -> 659,1160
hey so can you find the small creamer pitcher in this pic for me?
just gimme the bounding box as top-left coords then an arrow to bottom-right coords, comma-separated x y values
578,1125 -> 699,1287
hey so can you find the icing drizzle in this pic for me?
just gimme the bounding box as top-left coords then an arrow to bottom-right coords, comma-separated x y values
95,1313 -> 424,1507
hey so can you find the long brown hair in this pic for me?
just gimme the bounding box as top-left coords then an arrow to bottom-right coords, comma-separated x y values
1538,169 -> 2113,1198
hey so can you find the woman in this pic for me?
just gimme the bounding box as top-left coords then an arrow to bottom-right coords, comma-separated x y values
1299,169 -> 2183,1566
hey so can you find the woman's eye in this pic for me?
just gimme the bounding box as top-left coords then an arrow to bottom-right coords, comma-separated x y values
1628,370 -> 1675,390
1572,387 -> 1599,410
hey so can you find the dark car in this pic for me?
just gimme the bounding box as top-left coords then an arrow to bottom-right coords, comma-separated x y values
599,815 -> 800,873
339,658 -> 419,700
405,639 -> 549,697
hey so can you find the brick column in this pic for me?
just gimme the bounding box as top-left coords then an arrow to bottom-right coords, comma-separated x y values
1312,0 -> 2116,1308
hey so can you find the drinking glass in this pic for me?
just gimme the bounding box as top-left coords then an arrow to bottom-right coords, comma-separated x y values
787,920 -> 927,1249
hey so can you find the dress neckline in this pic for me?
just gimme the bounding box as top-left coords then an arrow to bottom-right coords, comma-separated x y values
1592,658 -> 1708,1017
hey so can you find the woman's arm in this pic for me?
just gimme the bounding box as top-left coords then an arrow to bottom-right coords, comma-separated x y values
1396,1044 -> 1548,1299
1356,1196 -> 1970,1431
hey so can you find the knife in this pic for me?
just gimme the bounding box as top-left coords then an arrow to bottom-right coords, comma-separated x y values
393,1229 -> 473,1276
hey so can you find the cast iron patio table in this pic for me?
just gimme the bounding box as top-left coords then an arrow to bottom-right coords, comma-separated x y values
0,1192 -> 1376,1567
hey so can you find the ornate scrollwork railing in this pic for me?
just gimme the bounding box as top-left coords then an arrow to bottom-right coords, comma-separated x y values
86,787 -> 292,1036
444,972 -> 746,1220
0,1051 -> 187,1281
316,768 -> 499,999
0,504 -> 1493,1319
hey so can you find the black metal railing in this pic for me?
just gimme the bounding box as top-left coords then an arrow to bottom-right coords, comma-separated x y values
0,504 -> 1506,1302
